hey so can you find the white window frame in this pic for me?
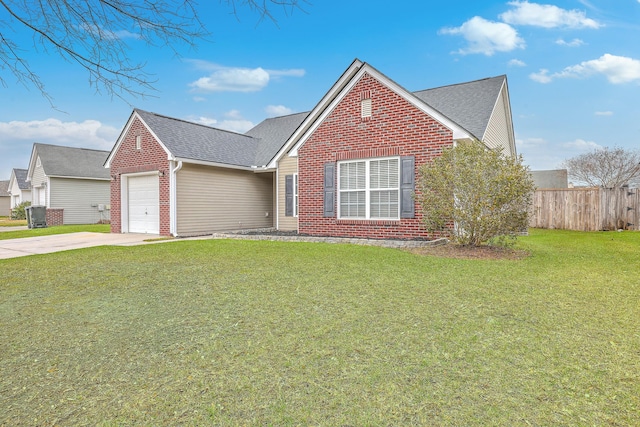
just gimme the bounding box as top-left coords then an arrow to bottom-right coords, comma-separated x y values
338,156 -> 400,220
135,135 -> 142,150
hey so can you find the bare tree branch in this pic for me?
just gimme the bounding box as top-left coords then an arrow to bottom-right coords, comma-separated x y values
0,0 -> 304,106
562,146 -> 640,188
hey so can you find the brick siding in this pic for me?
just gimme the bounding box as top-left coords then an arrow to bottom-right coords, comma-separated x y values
298,72 -> 452,240
46,208 -> 64,226
109,117 -> 171,236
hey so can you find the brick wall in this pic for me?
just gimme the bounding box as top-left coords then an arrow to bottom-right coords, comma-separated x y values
46,209 -> 64,226
298,72 -> 453,240
109,117 -> 171,236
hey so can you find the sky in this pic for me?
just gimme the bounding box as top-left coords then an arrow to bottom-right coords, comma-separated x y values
1,0 -> 640,182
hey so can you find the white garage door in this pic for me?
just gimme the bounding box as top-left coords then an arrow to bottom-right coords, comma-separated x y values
128,174 -> 159,234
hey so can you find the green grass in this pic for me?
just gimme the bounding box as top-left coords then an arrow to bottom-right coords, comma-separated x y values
0,218 -> 27,227
0,223 -> 110,240
1,229 -> 638,425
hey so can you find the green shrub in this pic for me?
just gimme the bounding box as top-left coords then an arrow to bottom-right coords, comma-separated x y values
11,201 -> 31,220
417,140 -> 535,246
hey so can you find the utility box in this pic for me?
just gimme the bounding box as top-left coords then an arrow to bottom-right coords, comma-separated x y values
26,205 -> 47,229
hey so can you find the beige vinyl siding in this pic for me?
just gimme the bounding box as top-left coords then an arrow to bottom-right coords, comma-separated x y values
277,155 -> 298,231
49,178 -> 111,224
482,86 -> 515,157
176,164 -> 274,235
0,196 -> 10,217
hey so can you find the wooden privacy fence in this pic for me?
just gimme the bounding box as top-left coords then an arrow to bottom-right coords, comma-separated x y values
530,187 -> 640,231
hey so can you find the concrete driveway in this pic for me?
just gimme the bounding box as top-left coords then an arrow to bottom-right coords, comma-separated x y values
0,232 -> 162,260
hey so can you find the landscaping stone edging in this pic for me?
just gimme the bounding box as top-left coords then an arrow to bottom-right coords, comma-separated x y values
209,232 -> 449,249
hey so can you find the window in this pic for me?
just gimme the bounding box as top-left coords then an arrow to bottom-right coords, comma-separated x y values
293,173 -> 299,217
338,157 -> 399,219
36,157 -> 41,168
135,135 -> 142,150
285,173 -> 298,217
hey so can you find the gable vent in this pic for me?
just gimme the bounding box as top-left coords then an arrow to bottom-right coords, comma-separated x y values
361,98 -> 372,119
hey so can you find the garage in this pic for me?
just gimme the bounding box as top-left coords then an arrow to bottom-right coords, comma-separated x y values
126,174 -> 159,234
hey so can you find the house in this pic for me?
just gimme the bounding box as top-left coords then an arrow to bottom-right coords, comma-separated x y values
106,59 -> 515,238
0,180 -> 10,217
7,168 -> 32,209
531,169 -> 569,189
27,143 -> 111,225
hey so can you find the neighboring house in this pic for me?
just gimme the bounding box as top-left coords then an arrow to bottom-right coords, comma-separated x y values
531,169 -> 569,189
0,180 -> 10,217
27,143 -> 111,224
7,168 -> 32,209
106,59 -> 516,238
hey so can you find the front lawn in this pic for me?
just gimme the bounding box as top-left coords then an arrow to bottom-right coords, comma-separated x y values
0,229 -> 638,425
0,223 -> 110,240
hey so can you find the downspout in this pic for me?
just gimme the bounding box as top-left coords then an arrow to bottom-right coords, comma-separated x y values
275,166 -> 279,230
170,160 -> 183,236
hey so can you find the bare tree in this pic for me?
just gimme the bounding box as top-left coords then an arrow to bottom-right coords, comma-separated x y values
562,146 -> 640,188
0,0 -> 303,106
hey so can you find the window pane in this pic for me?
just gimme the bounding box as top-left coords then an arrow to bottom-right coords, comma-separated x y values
370,190 -> 399,218
340,161 -> 365,190
370,159 -> 399,189
340,191 -> 365,218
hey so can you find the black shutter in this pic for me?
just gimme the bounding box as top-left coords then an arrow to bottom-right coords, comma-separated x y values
285,174 -> 293,217
400,156 -> 415,218
323,162 -> 336,217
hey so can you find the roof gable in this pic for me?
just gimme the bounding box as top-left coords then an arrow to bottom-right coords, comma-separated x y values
284,62 -> 473,160
28,143 -> 111,180
9,168 -> 29,190
106,109 -> 279,170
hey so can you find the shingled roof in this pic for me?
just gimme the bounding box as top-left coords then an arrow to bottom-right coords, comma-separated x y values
135,109 -> 259,168
11,168 -> 29,190
413,75 -> 506,141
31,143 -> 110,180
0,180 -> 9,197
246,111 -> 309,166
132,109 -> 309,168
119,70 -> 507,171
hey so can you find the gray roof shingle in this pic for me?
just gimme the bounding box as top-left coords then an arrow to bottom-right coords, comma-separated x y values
246,112 -> 309,166
12,168 -> 29,190
0,180 -> 9,197
136,109 -> 260,168
413,75 -> 506,140
34,143 -> 111,179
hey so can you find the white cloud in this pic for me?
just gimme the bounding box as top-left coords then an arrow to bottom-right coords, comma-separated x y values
439,16 -> 525,56
265,105 -> 293,116
555,38 -> 585,47
563,138 -> 602,151
188,62 -> 305,93
0,119 -> 119,150
533,54 -> 640,84
594,111 -> 613,116
186,111 -> 254,133
266,69 -> 306,78
500,1 -> 601,29
529,69 -> 552,83
508,59 -> 526,67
